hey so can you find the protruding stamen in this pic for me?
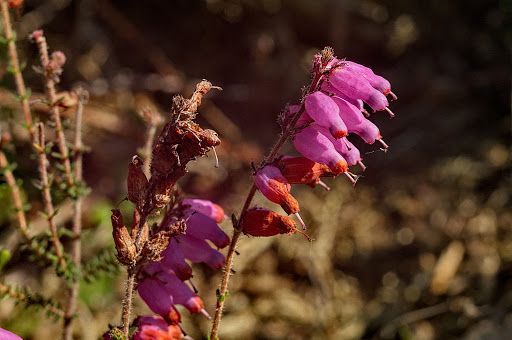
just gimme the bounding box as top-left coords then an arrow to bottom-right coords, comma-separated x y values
384,107 -> 395,117
342,137 -> 351,150
294,227 -> 312,242
200,308 -> 212,320
378,138 -> 389,150
317,180 -> 331,191
295,212 -> 307,230
212,146 -> 219,168
344,171 -> 356,184
362,109 -> 370,118
389,91 -> 397,100
358,160 -> 366,171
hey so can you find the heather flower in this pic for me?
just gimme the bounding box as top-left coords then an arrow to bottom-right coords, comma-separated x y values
344,61 -> 397,100
0,328 -> 22,340
254,165 -> 298,215
182,198 -> 226,223
133,316 -> 184,340
241,208 -> 310,240
330,96 -> 388,148
138,265 -> 208,317
176,233 -> 226,270
304,91 -> 347,138
277,156 -> 335,189
181,210 -> 230,248
329,62 -> 392,115
293,125 -> 348,175
159,239 -> 193,281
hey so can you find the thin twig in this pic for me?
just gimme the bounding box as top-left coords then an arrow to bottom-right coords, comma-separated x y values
141,108 -> 161,177
0,148 -> 29,238
63,88 -> 88,340
35,123 -> 66,268
0,0 -> 34,140
32,32 -> 73,188
209,56 -> 327,339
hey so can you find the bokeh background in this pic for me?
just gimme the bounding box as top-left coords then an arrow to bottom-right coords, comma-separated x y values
0,0 -> 510,339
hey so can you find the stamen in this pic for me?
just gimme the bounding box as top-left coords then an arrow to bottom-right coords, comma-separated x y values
378,138 -> 389,150
342,137 -> 351,150
384,107 -> 395,117
358,160 -> 366,171
212,146 -> 219,168
362,109 -> 370,118
294,227 -> 312,242
317,180 -> 331,191
389,91 -> 397,100
200,308 -> 212,319
344,171 -> 356,184
295,211 -> 307,230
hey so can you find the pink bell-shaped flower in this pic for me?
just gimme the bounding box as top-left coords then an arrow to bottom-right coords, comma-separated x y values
305,91 -> 347,139
176,233 -> 226,270
345,61 -> 397,100
293,125 -> 348,175
133,316 -> 184,340
182,198 -> 226,223
254,165 -> 299,215
329,64 -> 390,113
182,210 -> 230,248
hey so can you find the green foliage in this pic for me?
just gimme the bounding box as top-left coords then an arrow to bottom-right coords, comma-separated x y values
20,235 -> 79,282
216,289 -> 229,303
82,248 -> 120,283
0,281 -> 64,320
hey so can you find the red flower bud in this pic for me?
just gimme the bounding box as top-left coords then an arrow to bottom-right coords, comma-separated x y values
278,156 -> 336,187
241,209 -> 311,240
254,165 -> 299,215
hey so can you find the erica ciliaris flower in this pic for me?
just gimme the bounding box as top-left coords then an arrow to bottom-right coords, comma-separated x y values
137,198 -> 229,332
0,328 -> 22,340
249,49 -> 396,240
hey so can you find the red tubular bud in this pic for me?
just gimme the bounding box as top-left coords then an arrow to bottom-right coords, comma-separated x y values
241,209 -> 310,240
127,155 -> 148,205
254,165 -> 300,215
278,156 -> 337,187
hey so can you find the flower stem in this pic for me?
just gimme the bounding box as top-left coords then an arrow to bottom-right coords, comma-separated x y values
0,0 -> 34,140
209,57 -> 327,339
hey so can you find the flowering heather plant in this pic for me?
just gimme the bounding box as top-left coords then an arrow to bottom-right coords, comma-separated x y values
102,46 -> 398,339
0,2 -> 398,335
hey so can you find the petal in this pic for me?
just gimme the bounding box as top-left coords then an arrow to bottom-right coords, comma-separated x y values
305,91 -> 347,138
293,125 -> 348,174
177,234 -> 226,270
182,198 -> 226,223
185,211 -> 230,248
330,66 -> 389,111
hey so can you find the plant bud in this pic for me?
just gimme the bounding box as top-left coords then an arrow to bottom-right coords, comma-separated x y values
305,91 -> 347,139
241,209 -> 310,240
111,209 -> 136,265
127,155 -> 148,205
254,165 -> 299,215
277,156 -> 336,187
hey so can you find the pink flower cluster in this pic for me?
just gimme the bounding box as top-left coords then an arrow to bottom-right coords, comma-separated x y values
242,54 -> 396,238
137,198 -> 229,332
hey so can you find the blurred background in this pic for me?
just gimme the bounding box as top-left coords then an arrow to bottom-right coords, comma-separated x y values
0,0 -> 510,339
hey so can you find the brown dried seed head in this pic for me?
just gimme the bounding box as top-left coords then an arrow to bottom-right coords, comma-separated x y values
111,209 -> 137,265
140,230 -> 173,263
127,155 -> 149,205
